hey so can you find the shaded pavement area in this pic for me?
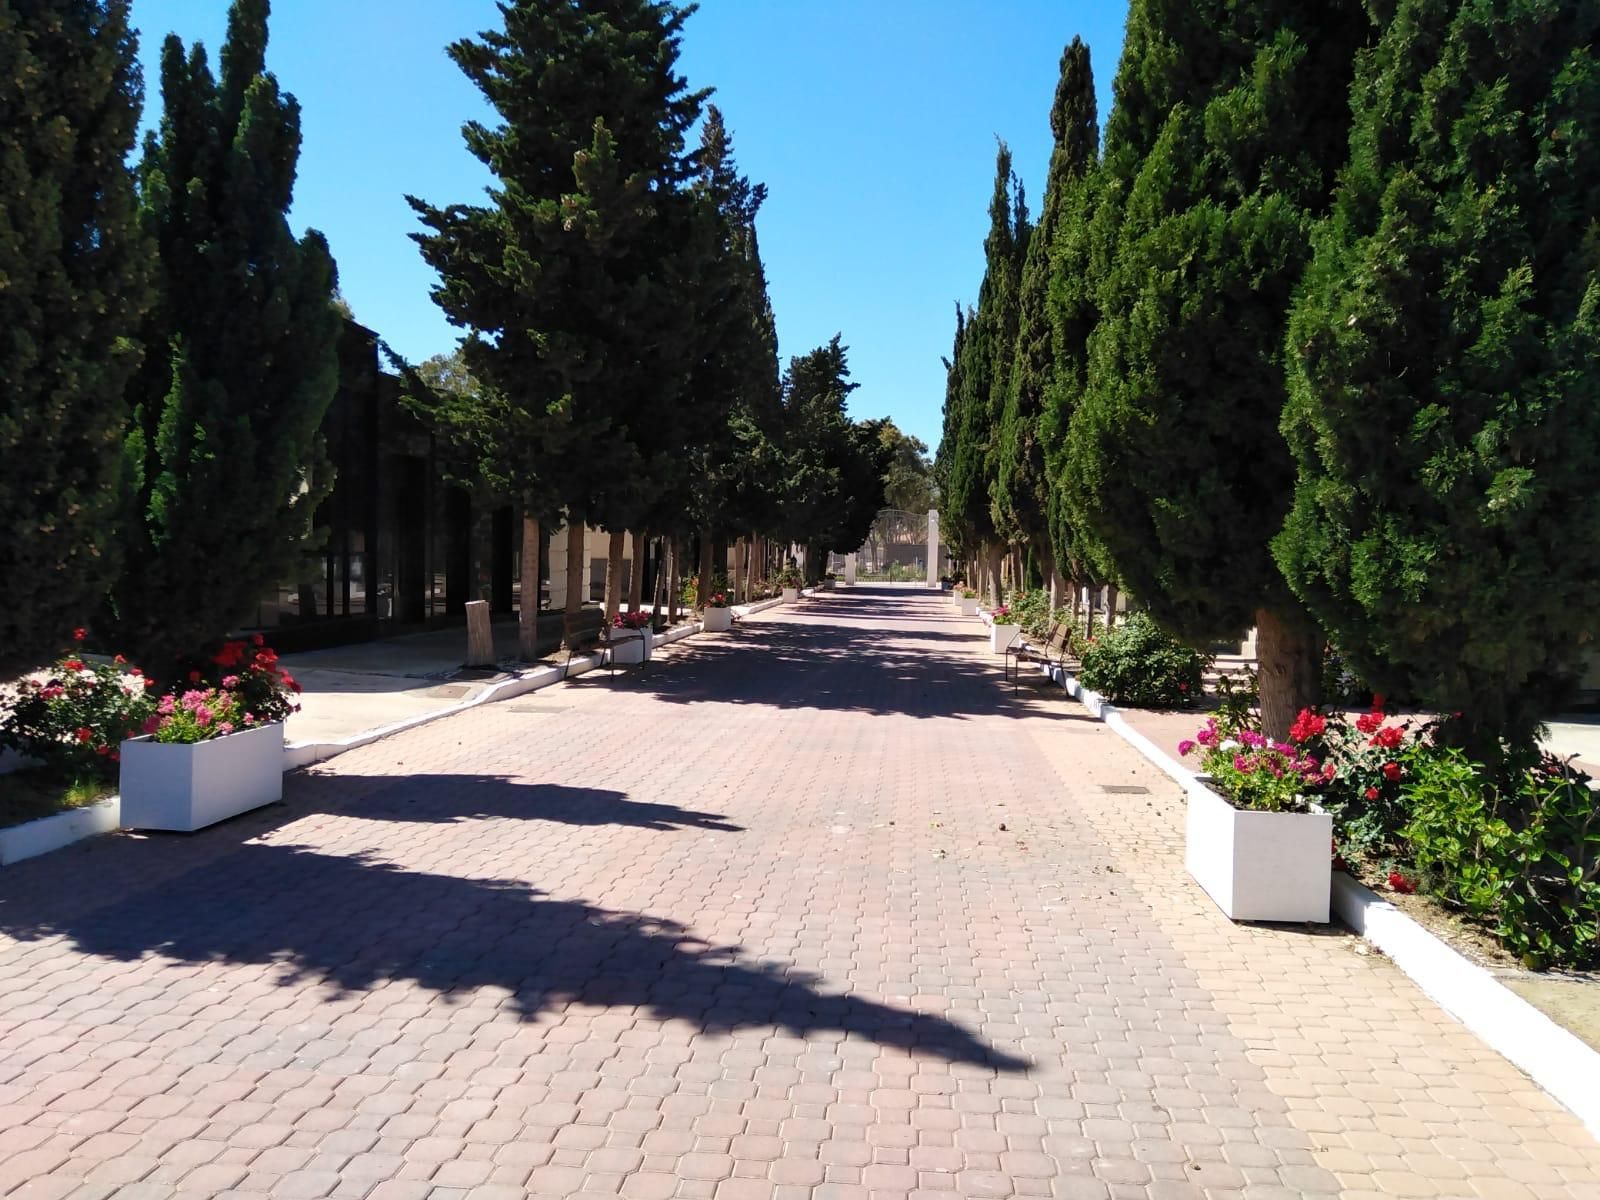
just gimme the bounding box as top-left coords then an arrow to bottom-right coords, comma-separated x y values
0,587 -> 1595,1197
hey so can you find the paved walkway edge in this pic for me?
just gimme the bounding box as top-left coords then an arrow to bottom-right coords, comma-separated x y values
0,797 -> 121,866
1028,654 -> 1600,1138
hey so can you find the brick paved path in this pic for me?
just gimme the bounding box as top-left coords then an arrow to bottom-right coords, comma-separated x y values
0,587 -> 1597,1199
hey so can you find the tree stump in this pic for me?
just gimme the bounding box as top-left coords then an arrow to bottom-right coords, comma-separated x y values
465,600 -> 495,669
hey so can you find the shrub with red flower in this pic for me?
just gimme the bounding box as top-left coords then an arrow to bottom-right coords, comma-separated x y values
0,640 -> 154,779
704,592 -> 729,609
177,637 -> 301,725
1181,709 -> 1326,813
1387,871 -> 1417,895
613,610 -> 652,630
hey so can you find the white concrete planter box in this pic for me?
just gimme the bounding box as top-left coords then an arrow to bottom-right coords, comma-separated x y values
958,597 -> 978,616
782,587 -> 800,603
119,722 -> 285,832
609,631 -> 648,664
990,623 -> 1020,653
0,797 -> 121,865
1184,780 -> 1331,923
702,607 -> 732,633
821,579 -> 835,591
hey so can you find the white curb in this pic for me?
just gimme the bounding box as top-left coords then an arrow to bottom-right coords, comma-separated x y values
0,797 -> 122,866
1028,656 -> 1600,1137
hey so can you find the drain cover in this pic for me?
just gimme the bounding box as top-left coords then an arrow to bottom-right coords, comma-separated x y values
1100,784 -> 1150,794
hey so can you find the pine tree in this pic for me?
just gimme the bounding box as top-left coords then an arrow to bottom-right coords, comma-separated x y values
0,0 -> 151,670
1277,0 -> 1600,752
1003,36 -> 1097,603
411,0 -> 706,639
1066,0 -> 1370,736
117,0 -> 340,671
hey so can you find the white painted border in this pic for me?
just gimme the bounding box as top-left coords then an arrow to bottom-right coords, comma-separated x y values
0,797 -> 121,865
1030,656 -> 1600,1137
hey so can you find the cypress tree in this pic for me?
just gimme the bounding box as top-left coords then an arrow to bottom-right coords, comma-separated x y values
117,0 -> 340,671
411,0 -> 706,639
1066,0 -> 1369,736
934,304 -> 972,570
0,0 -> 151,670
1005,36 -> 1097,604
942,143 -> 1026,604
1277,0 -> 1600,752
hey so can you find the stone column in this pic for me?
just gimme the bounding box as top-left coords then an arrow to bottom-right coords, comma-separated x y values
926,510 -> 940,589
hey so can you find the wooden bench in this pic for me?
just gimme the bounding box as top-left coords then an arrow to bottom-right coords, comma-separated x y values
1005,620 -> 1067,692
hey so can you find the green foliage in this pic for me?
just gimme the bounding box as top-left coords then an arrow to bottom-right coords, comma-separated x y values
0,0 -> 152,671
409,0 -> 708,536
879,422 -> 935,513
1276,0 -> 1600,753
0,638 -> 154,780
1401,748 -> 1600,969
1006,588 -> 1053,638
1000,37 -> 1097,580
1077,612 -> 1209,708
118,0 -> 340,671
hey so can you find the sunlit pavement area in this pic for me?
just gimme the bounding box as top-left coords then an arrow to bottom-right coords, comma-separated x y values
0,587 -> 1596,1198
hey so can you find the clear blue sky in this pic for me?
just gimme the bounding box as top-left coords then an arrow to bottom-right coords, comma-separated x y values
128,1 -> 1128,453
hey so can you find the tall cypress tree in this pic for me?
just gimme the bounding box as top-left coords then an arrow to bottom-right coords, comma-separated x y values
942,143 -> 1026,604
411,0 -> 706,638
933,304 -> 973,569
1278,0 -> 1600,752
118,0 -> 339,670
1002,36 -> 1097,601
0,0 -> 151,670
1066,0 -> 1369,736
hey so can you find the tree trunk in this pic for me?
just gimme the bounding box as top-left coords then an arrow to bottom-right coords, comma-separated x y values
985,544 -> 1003,607
667,538 -> 681,625
652,536 -> 669,624
1255,604 -> 1322,742
697,531 -> 713,612
1105,584 -> 1119,630
627,530 -> 646,614
732,536 -> 745,604
1085,586 -> 1097,640
562,519 -> 584,651
604,529 -> 626,625
518,514 -> 540,660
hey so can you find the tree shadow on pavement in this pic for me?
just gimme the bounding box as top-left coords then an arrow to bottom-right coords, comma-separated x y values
0,836 -> 1027,1073
289,771 -> 743,833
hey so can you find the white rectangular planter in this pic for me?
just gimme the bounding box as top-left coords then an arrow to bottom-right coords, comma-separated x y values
990,623 -> 1020,653
782,587 -> 800,603
119,722 -> 285,832
609,631 -> 648,664
958,597 -> 978,616
702,607 -> 732,633
1184,780 -> 1331,922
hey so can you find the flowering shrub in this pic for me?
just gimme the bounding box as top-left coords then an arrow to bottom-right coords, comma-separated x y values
195,635 -> 301,726
145,687 -> 252,744
959,588 -> 977,599
1006,589 -> 1052,637
991,605 -> 1012,621
1298,695 -> 1416,862
0,631 -> 154,777
1078,613 -> 1209,708
703,591 -> 729,609
613,610 -> 652,629
775,566 -> 803,588
1182,711 -> 1330,812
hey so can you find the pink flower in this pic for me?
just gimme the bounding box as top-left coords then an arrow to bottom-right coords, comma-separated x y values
1177,739 -> 1197,756
1196,728 -> 1216,747
1234,754 -> 1252,773
157,694 -> 176,715
142,716 -> 161,735
195,707 -> 213,728
221,675 -> 239,689
216,721 -> 235,736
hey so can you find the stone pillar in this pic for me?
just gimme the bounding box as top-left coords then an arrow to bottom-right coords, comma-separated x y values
845,553 -> 857,586
926,510 -> 940,589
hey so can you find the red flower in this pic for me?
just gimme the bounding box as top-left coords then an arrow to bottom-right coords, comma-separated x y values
113,654 -> 126,665
72,627 -> 86,642
1364,786 -> 1379,801
1382,761 -> 1402,782
62,659 -> 85,672
1372,694 -> 1386,710
1178,681 -> 1189,693
95,744 -> 109,757
282,673 -> 302,694
189,670 -> 202,683
252,633 -> 265,647
1369,725 -> 1404,750
1289,708 -> 1326,743
75,727 -> 92,743
129,666 -> 143,677
1387,871 -> 1416,895
1355,711 -> 1383,735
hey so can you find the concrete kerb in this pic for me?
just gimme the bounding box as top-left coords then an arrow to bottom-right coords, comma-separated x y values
1027,653 -> 1600,1137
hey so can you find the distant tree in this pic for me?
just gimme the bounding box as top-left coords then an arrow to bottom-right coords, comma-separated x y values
1066,0 -> 1369,736
1277,0 -> 1600,754
117,0 -> 340,672
411,0 -> 706,642
0,0 -> 152,671
933,304 -> 973,569
999,37 -> 1095,600
880,423 -> 934,514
